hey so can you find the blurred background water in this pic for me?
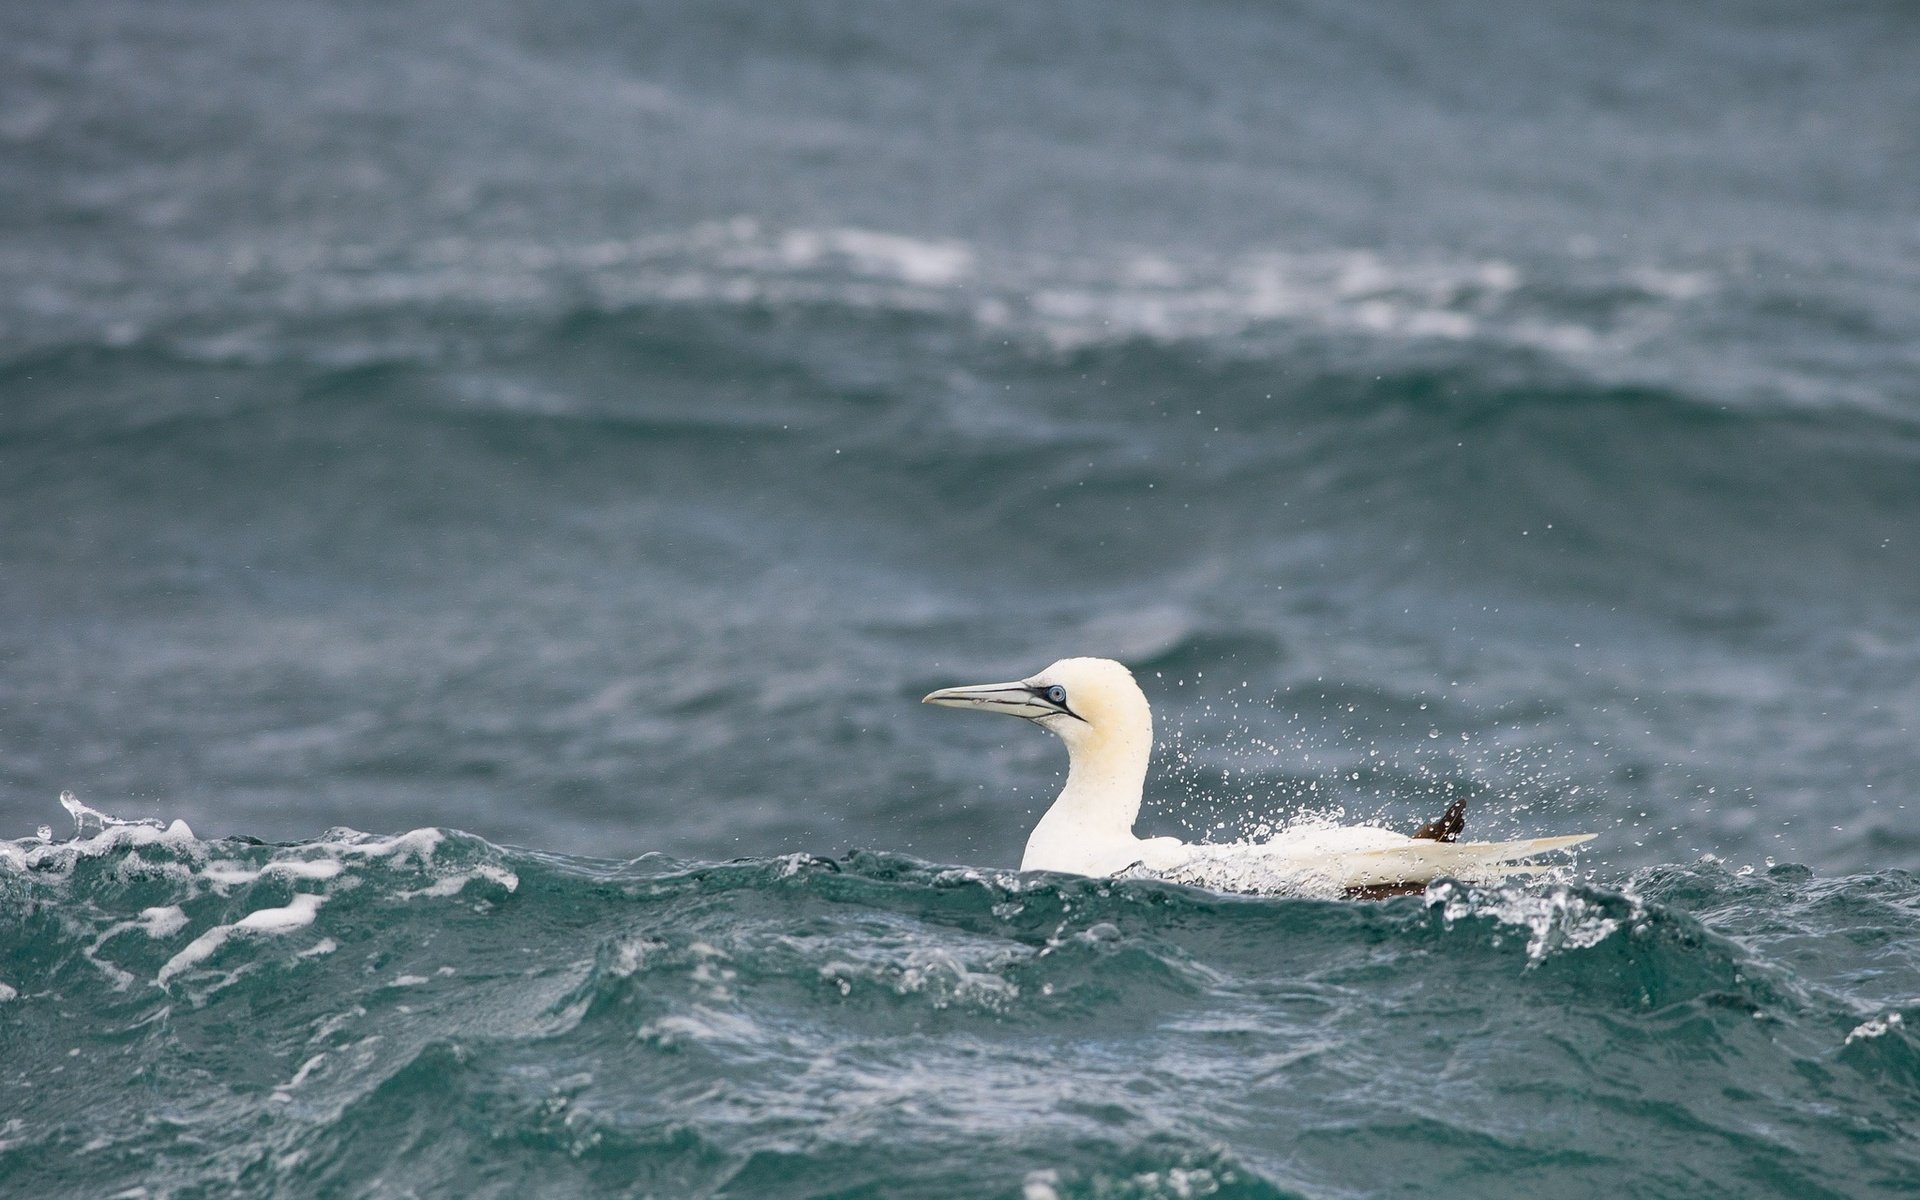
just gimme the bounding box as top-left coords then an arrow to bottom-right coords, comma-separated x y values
5,0 -> 1919,872
3,2 -> 1919,1195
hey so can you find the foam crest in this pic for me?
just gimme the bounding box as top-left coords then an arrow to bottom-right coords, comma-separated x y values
2,799 -> 525,996
3,796 -> 455,883
157,893 -> 326,985
61,218 -> 1730,393
1425,878 -> 1637,962
0,792 -> 202,876
1845,1011 -> 1905,1045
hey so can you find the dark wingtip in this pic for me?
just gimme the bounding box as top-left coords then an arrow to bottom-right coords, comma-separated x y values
1347,881 -> 1429,900
1411,797 -> 1468,843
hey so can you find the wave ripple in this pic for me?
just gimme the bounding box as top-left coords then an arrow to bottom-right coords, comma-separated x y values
3,813 -> 1917,1198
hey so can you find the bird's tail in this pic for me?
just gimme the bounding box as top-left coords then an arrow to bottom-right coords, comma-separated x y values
1410,797 -> 1468,842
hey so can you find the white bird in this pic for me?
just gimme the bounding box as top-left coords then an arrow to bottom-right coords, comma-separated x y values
923,656 -> 1595,896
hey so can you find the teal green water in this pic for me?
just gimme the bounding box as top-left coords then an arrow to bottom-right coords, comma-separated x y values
3,816 -> 1917,1197
5,0 -> 1920,1193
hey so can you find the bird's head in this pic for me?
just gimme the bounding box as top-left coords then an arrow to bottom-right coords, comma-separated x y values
922,656 -> 1150,753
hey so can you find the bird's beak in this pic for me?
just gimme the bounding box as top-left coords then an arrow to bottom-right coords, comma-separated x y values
921,680 -> 1058,720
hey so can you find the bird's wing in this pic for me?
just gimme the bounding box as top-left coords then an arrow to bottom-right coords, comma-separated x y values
1328,834 -> 1597,889
1157,831 -> 1595,893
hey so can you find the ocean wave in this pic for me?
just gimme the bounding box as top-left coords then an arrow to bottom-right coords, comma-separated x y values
15,213 -> 1917,427
4,804 -> 1919,1197
0,804 -> 1896,1025
6,216 -> 1827,411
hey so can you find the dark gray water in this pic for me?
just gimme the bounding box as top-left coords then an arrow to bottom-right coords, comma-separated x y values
3,1 -> 1919,1195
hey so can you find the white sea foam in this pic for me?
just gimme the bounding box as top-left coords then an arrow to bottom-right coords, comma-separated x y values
311,827 -> 446,864
604,936 -> 668,979
267,859 -> 348,881
287,1054 -> 325,1088
139,217 -> 1717,389
233,893 -> 327,934
0,797 -> 192,878
634,1008 -> 761,1047
138,906 -> 188,938
271,1053 -> 328,1104
1023,1165 -> 1225,1200
8,795 -> 526,1002
1845,1011 -> 1905,1045
1023,1172 -> 1062,1200
398,863 -> 519,899
11,800 -> 515,999
199,831 -> 448,899
770,227 -> 974,286
6,819 -> 201,877
201,862 -> 264,888
5,798 -> 472,909
1426,879 -> 1631,962
87,905 -> 190,952
157,893 -> 326,985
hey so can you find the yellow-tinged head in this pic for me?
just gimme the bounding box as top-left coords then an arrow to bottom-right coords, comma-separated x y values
922,656 -> 1151,754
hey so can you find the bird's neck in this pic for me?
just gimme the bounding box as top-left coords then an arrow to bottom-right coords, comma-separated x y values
1022,711 -> 1152,871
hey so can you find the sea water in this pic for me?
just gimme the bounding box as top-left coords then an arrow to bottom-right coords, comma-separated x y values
3,0 -> 1918,1194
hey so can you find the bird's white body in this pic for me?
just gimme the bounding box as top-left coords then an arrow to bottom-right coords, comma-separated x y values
925,657 -> 1594,895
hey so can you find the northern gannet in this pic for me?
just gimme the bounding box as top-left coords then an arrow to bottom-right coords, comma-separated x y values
924,657 -> 1594,895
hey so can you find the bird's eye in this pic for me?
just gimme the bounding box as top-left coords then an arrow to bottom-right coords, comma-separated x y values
1044,685 -> 1068,706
